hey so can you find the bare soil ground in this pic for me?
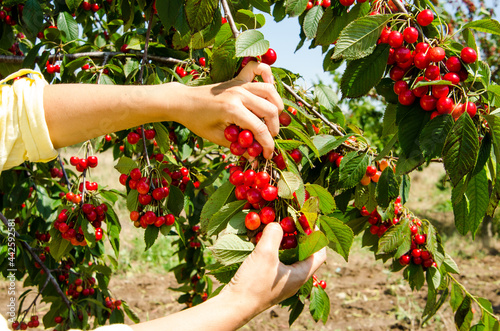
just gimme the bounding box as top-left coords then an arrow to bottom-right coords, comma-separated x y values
1,156 -> 499,330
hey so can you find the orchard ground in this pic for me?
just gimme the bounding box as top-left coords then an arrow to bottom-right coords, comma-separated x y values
1,150 -> 498,330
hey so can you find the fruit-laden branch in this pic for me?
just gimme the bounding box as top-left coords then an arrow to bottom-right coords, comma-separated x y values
19,276 -> 50,327
0,52 -> 181,65
221,0 -> 240,38
0,211 -> 74,315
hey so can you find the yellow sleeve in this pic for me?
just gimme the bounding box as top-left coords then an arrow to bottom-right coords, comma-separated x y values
0,69 -> 58,173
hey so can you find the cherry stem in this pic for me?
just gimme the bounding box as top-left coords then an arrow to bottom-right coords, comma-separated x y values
57,156 -> 71,191
0,211 -> 74,317
80,143 -> 91,206
18,276 -> 50,327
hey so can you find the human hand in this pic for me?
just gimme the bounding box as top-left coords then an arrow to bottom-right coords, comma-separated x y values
222,223 -> 327,315
175,62 -> 284,159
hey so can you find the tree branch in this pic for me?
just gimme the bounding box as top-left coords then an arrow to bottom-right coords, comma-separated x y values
0,212 -> 74,315
220,0 -> 240,39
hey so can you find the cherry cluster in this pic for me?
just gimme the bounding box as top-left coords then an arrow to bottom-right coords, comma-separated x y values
70,155 -> 99,172
11,315 -> 39,330
65,277 -> 97,299
105,296 -> 122,311
224,125 -> 264,157
399,219 -> 437,268
119,168 -> 176,229
0,3 -> 22,26
127,127 -> 157,145
240,47 -> 278,71
360,160 -> 392,186
163,166 -> 200,192
384,9 -> 482,119
362,196 -> 403,237
80,1 -> 102,12
188,225 -> 202,248
34,231 -> 51,243
50,167 -> 64,179
305,0 -> 332,10
175,57 -> 205,78
45,60 -> 61,75
312,274 -> 327,289
55,203 -> 107,245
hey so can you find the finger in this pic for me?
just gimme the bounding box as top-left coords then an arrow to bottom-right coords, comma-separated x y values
237,61 -> 274,84
242,82 -> 284,113
231,108 -> 275,159
238,88 -> 280,137
253,223 -> 283,256
289,248 -> 327,282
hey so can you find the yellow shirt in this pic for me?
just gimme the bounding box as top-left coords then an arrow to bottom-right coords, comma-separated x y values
0,69 -> 58,174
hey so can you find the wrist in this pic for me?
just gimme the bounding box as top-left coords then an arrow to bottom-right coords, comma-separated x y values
216,287 -> 264,326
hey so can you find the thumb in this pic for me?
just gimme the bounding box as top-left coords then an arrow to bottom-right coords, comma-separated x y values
253,223 -> 283,256
236,61 -> 275,84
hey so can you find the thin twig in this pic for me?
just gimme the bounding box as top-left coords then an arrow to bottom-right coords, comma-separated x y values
0,212 -> 74,315
57,156 -> 71,191
221,0 -> 240,38
97,53 -> 110,84
19,276 -> 50,326
0,52 -> 181,65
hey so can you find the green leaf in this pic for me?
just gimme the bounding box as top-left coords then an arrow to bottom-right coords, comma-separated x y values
382,104 -> 398,137
167,185 -> 184,216
341,44 -> 389,98
376,167 -> 400,209
249,0 -> 271,13
333,14 -> 394,60
144,226 -> 159,251
443,253 -> 460,274
235,9 -> 266,30
451,282 -> 464,311
22,0 -> 44,39
309,286 -> 330,324
339,153 -> 369,189
57,12 -> 79,42
156,0 -> 183,29
114,156 -> 138,175
65,0 -> 83,13
320,216 -> 354,261
466,168 -> 489,238
275,139 -> 304,151
462,19 -> 500,35
235,30 -> 270,57
209,263 -> 241,283
226,211 -> 249,235
419,115 -> 454,160
211,39 -> 238,83
126,190 -> 139,213
298,231 -> 328,261
49,229 -> 72,261
122,301 -> 140,324
376,78 -> 398,104
277,171 -> 302,199
455,296 -> 473,331
210,234 -> 254,265
185,0 -> 218,32
306,184 -> 336,214
398,104 -> 430,158
426,266 -> 441,291
485,114 -> 500,217
377,218 -> 410,254
286,0 -> 308,17
153,122 -> 171,154
312,135 -> 349,156
443,114 -> 479,187
207,200 -> 247,237
200,181 -> 235,232
314,84 -> 339,111
303,6 -> 323,39
405,263 -> 425,290
452,182 -> 470,235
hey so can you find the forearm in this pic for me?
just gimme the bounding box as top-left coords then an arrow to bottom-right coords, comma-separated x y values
43,83 -> 185,149
130,290 -> 261,331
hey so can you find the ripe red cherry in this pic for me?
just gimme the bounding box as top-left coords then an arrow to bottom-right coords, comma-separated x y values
335,155 -> 343,168
247,141 -> 263,157
165,214 -> 175,226
289,149 -> 302,163
403,27 -> 418,43
399,254 -> 411,265
70,156 -> 79,166
458,68 -> 468,81
259,206 -> 276,224
175,66 -> 187,77
388,31 -> 403,48
245,212 -> 261,230
398,90 -> 416,106
243,169 -> 256,186
230,141 -> 246,156
414,52 -> 430,69
91,3 -> 99,11
119,174 -> 128,185
421,250 -> 431,260
230,170 -> 245,186
414,234 -> 426,245
410,225 -> 419,235
138,194 -> 152,205
127,132 -> 141,144
464,102 -> 477,117
425,65 -> 440,80
82,1 -> 91,10
246,188 -> 262,204
428,47 -> 445,62
152,188 -> 165,200
144,129 -> 156,140
452,103 -> 465,120
411,248 -> 422,257
254,171 -> 270,189
199,57 -> 206,66
446,56 -> 462,72
279,216 -> 297,233
235,185 -> 250,200
273,153 -> 287,170
306,1 -> 314,9
420,95 -> 437,111
136,181 -> 150,195
412,79 -> 429,97
88,156 -> 98,168
224,124 -> 240,142
461,47 -> 477,63
394,47 -> 411,63
238,130 -> 254,148
279,112 -> 292,126
380,27 -> 391,43
417,9 -> 434,26
130,168 -> 141,181
339,0 -> 355,6
393,80 -> 408,95
281,235 -> 298,249
436,97 -> 453,114
389,66 -> 406,81
365,165 -> 377,177
443,72 -> 460,85
55,316 -> 63,324
415,42 -> 430,53
261,48 -> 277,65
261,185 -> 278,201
432,85 -> 449,99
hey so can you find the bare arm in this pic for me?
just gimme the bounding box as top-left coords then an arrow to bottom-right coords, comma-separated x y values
43,62 -> 283,159
130,223 -> 326,331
